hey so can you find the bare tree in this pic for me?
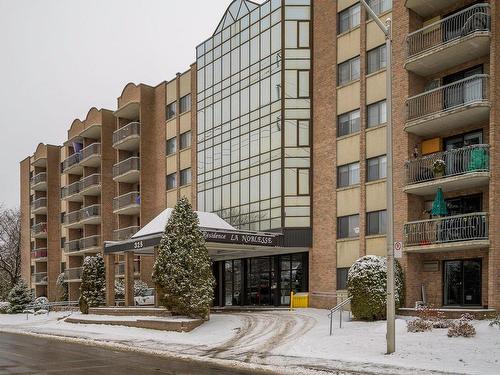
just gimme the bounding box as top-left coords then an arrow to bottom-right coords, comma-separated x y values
0,206 -> 22,296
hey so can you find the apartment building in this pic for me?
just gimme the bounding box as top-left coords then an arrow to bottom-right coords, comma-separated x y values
20,0 -> 499,312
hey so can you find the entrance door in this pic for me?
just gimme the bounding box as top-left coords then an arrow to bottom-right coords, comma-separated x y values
444,259 -> 481,306
247,257 -> 275,306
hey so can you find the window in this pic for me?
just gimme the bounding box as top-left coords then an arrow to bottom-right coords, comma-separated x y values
337,268 -> 350,290
180,131 -> 191,150
180,168 -> 192,186
166,101 -> 177,120
166,173 -> 177,190
179,94 -> 191,113
367,100 -> 387,128
338,109 -> 360,137
367,45 -> 387,74
338,4 -> 361,34
367,155 -> 387,182
337,214 -> 360,239
338,56 -> 360,86
337,162 -> 360,188
166,137 -> 177,156
367,0 -> 392,15
298,70 -> 310,98
367,210 -> 387,236
60,237 -> 66,249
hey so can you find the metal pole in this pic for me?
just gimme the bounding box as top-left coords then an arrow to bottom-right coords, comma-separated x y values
359,0 -> 395,355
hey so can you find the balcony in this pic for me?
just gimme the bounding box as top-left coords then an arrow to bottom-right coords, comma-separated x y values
63,210 -> 82,229
79,205 -> 101,225
405,75 -> 489,137
405,4 -> 491,76
31,249 -> 48,261
32,272 -> 48,285
61,181 -> 82,202
404,212 -> 489,253
31,197 -> 47,215
404,145 -> 490,196
113,157 -> 140,183
405,0 -> 458,18
62,152 -> 83,175
64,236 -> 101,255
113,191 -> 140,215
113,226 -> 140,241
31,222 -> 47,238
30,173 -> 47,191
80,174 -> 101,196
64,267 -> 83,282
79,143 -> 101,167
112,122 -> 140,151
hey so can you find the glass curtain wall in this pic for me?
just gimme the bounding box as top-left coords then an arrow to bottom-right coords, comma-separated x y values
196,0 -> 311,232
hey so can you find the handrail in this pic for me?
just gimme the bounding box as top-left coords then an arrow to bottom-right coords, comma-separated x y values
328,296 -> 353,336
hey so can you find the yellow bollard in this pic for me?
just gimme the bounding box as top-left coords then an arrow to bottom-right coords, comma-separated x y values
290,291 -> 294,310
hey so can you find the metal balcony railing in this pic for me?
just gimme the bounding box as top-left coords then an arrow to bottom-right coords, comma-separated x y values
31,197 -> 47,212
64,239 -> 81,254
404,212 -> 488,247
113,226 -> 140,241
406,75 -> 489,122
113,122 -> 140,146
62,152 -> 81,172
32,272 -> 48,284
80,235 -> 101,251
31,222 -> 47,236
115,261 -> 140,276
61,180 -> 81,199
113,191 -> 140,212
406,4 -> 491,58
31,172 -> 47,187
81,174 -> 101,191
64,210 -> 80,226
31,249 -> 48,259
405,144 -> 490,185
113,157 -> 140,179
80,205 -> 101,221
80,143 -> 101,162
64,267 -> 83,281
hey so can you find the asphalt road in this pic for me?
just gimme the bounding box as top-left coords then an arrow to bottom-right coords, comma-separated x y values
0,332 -> 280,375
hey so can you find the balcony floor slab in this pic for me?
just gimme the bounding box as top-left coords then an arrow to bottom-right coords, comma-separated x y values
404,172 -> 490,196
405,240 -> 489,254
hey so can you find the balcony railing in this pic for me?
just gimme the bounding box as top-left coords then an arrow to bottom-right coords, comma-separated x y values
64,210 -> 80,227
113,226 -> 140,241
64,267 -> 83,281
113,122 -> 140,146
80,143 -> 101,163
406,4 -> 491,58
113,157 -> 140,179
406,75 -> 489,122
113,191 -> 140,212
32,272 -> 48,284
61,180 -> 81,199
80,235 -> 101,251
405,144 -> 490,185
62,152 -> 81,172
80,205 -> 101,222
64,239 -> 81,254
404,212 -> 488,247
31,172 -> 47,188
31,197 -> 47,212
81,174 -> 101,192
31,249 -> 48,259
31,222 -> 47,237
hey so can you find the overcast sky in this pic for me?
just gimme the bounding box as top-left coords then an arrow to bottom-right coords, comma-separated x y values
0,0 -> 236,208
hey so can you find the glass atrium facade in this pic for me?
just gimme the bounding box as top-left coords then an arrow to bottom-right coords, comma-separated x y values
196,0 -> 312,233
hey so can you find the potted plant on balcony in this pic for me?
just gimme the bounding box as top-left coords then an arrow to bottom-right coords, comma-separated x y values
432,159 -> 446,178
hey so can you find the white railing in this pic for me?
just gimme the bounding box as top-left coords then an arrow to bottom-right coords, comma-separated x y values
405,144 -> 490,184
406,3 -> 490,58
406,74 -> 489,122
404,212 -> 488,247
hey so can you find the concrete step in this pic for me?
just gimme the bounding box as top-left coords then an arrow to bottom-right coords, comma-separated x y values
89,307 -> 171,317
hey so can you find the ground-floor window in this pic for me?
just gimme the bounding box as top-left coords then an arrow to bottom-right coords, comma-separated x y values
443,259 -> 481,306
218,252 -> 308,307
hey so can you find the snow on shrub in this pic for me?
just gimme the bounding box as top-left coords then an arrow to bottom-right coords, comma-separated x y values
34,309 -> 48,315
448,315 -> 476,338
489,315 -> 500,329
56,272 -> 68,301
34,297 -> 49,307
115,279 -> 149,299
79,254 -> 105,314
0,302 -> 10,314
347,255 -> 404,321
416,306 -> 450,329
407,318 -> 433,333
7,280 -> 32,314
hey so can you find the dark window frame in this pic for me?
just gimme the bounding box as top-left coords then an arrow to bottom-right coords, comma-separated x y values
366,155 -> 387,182
337,109 -> 361,137
166,137 -> 177,156
166,173 -> 177,190
367,44 -> 387,74
337,214 -> 360,239
337,267 -> 350,290
367,100 -> 387,128
338,3 -> 361,34
337,162 -> 360,188
338,56 -> 360,86
366,210 -> 387,236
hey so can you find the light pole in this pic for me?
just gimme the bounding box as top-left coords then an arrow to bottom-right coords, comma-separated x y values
359,0 -> 395,354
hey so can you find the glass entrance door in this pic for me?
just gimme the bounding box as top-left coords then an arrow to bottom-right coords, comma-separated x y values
444,259 -> 481,306
247,257 -> 275,306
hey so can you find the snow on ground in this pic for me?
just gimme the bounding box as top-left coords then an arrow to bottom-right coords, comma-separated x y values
0,309 -> 499,375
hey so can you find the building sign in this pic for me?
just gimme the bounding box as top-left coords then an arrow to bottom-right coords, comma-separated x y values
202,230 -> 280,247
394,241 -> 403,259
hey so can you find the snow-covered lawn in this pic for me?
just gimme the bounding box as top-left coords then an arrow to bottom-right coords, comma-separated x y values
0,309 -> 499,375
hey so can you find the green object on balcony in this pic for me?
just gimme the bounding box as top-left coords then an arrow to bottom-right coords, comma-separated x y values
468,147 -> 489,171
431,188 -> 448,217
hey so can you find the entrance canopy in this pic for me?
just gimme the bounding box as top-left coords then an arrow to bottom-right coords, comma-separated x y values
104,209 -> 303,261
